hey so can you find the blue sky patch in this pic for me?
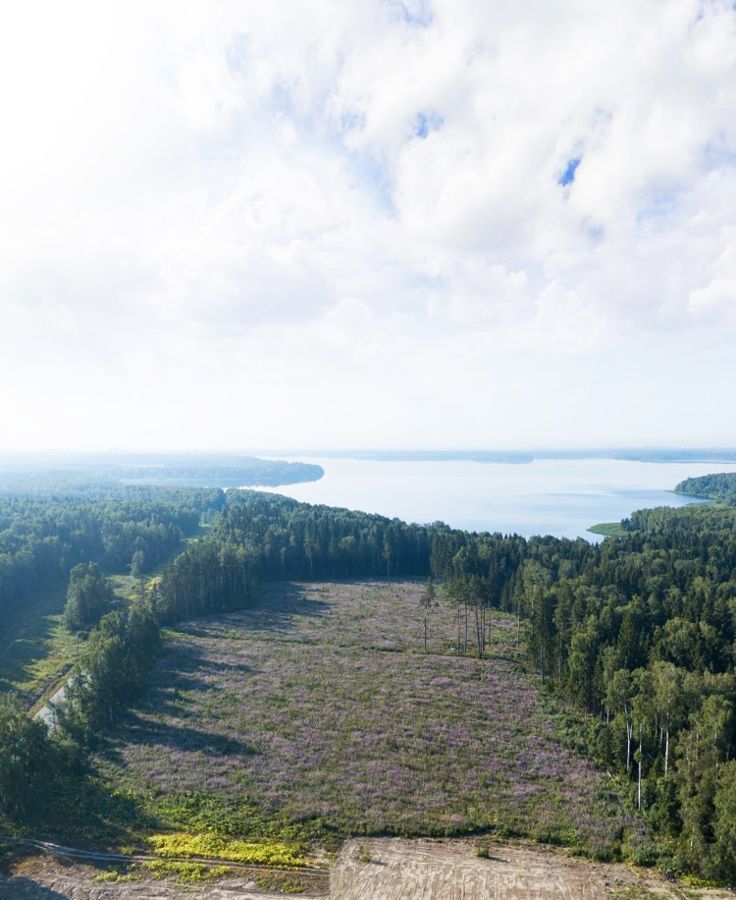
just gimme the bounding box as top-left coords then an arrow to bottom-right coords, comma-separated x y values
559,157 -> 581,186
702,140 -> 736,170
346,150 -> 397,217
226,34 -> 249,75
385,0 -> 434,28
587,223 -> 605,244
637,191 -> 677,225
415,111 -> 443,139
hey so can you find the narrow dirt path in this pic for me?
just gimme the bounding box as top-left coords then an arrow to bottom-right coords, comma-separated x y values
0,836 -> 327,878
0,869 -> 320,899
33,680 -> 69,728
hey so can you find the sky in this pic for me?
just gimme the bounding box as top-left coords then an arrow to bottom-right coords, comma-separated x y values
1,0 -> 735,452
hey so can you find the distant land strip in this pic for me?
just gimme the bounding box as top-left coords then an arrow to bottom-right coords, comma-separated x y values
0,454 -> 324,491
258,448 -> 736,464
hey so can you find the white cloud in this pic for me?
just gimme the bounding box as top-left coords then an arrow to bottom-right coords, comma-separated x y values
1,0 -> 736,450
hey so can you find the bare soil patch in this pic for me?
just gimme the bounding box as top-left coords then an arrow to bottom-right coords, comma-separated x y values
0,852 -> 325,899
3,840 -> 734,899
331,838 -> 735,899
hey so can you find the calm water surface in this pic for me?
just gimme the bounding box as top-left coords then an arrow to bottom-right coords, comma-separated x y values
254,457 -> 736,541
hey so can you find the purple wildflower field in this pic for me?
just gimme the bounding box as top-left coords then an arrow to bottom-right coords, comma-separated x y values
98,581 -> 633,855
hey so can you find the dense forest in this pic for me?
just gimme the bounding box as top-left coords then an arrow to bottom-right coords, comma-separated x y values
2,472 -> 736,882
676,471 -> 736,505
517,503 -> 736,878
0,486 -> 223,643
153,491 -> 524,624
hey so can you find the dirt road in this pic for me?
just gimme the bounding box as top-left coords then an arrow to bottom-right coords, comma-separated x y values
33,679 -> 68,729
2,837 -> 734,899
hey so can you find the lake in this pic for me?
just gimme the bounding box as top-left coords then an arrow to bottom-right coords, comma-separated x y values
253,456 -> 736,540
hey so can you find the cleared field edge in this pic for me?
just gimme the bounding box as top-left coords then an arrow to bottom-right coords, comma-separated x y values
90,580 -> 636,861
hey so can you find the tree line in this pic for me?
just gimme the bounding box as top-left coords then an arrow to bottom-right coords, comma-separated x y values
3,479 -> 736,881
0,485 -> 223,828
675,471 -> 736,506
511,502 -> 736,880
0,597 -> 161,824
0,487 -> 224,642
152,491 -> 525,624
157,487 -> 736,879
1,489 -> 526,825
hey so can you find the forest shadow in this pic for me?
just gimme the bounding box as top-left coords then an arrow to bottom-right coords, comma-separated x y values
100,710 -> 256,763
19,766 -> 160,851
130,641 -> 255,714
0,878 -> 69,899
94,639 -> 258,768
230,582 -> 333,635
0,590 -> 66,694
175,582 -> 333,641
95,584 -> 330,770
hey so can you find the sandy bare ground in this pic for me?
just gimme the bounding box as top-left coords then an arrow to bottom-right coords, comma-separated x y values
331,838 -> 736,899
0,854 -> 326,899
0,868 -> 323,899
2,838 -> 734,899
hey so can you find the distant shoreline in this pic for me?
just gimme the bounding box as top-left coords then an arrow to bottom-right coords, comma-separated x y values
588,488 -> 715,538
267,449 -> 736,465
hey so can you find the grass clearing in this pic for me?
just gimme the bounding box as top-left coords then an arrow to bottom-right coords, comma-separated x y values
93,580 -> 636,860
142,859 -> 233,883
1,575 -> 153,712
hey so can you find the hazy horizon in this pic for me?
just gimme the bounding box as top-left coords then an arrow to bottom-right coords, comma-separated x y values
2,1 -> 735,451
3,446 -> 736,462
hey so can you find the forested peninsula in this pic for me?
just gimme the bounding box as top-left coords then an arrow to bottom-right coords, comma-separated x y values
0,453 -> 324,492
2,470 -> 736,885
676,471 -> 736,505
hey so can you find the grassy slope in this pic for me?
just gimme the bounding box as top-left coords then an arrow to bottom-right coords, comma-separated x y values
93,581 -> 636,859
0,576 -> 143,709
0,586 -> 82,706
0,533 -> 201,710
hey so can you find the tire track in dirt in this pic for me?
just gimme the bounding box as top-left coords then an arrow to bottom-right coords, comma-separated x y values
3,838 -> 734,899
330,838 -> 735,900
